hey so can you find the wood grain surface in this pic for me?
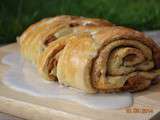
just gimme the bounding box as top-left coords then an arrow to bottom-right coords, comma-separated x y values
0,112 -> 24,120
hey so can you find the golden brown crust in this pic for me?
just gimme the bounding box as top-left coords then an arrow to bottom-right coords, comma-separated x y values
21,16 -> 112,80
57,26 -> 160,93
19,15 -> 160,93
19,15 -> 112,65
38,35 -> 71,80
90,26 -> 160,92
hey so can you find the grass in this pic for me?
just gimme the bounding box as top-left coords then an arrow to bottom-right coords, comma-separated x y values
0,0 -> 160,44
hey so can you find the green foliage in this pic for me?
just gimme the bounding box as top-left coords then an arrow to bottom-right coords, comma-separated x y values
0,0 -> 160,44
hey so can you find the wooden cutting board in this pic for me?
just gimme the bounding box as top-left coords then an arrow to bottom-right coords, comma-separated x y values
0,43 -> 160,120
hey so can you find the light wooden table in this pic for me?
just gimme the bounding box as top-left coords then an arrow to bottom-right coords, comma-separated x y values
0,30 -> 160,120
0,112 -> 24,120
0,44 -> 25,120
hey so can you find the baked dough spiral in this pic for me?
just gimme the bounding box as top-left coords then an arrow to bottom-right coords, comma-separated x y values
57,26 -> 160,93
19,15 -> 160,93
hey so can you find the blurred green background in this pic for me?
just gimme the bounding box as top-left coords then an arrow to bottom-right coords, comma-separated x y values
0,0 -> 160,44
